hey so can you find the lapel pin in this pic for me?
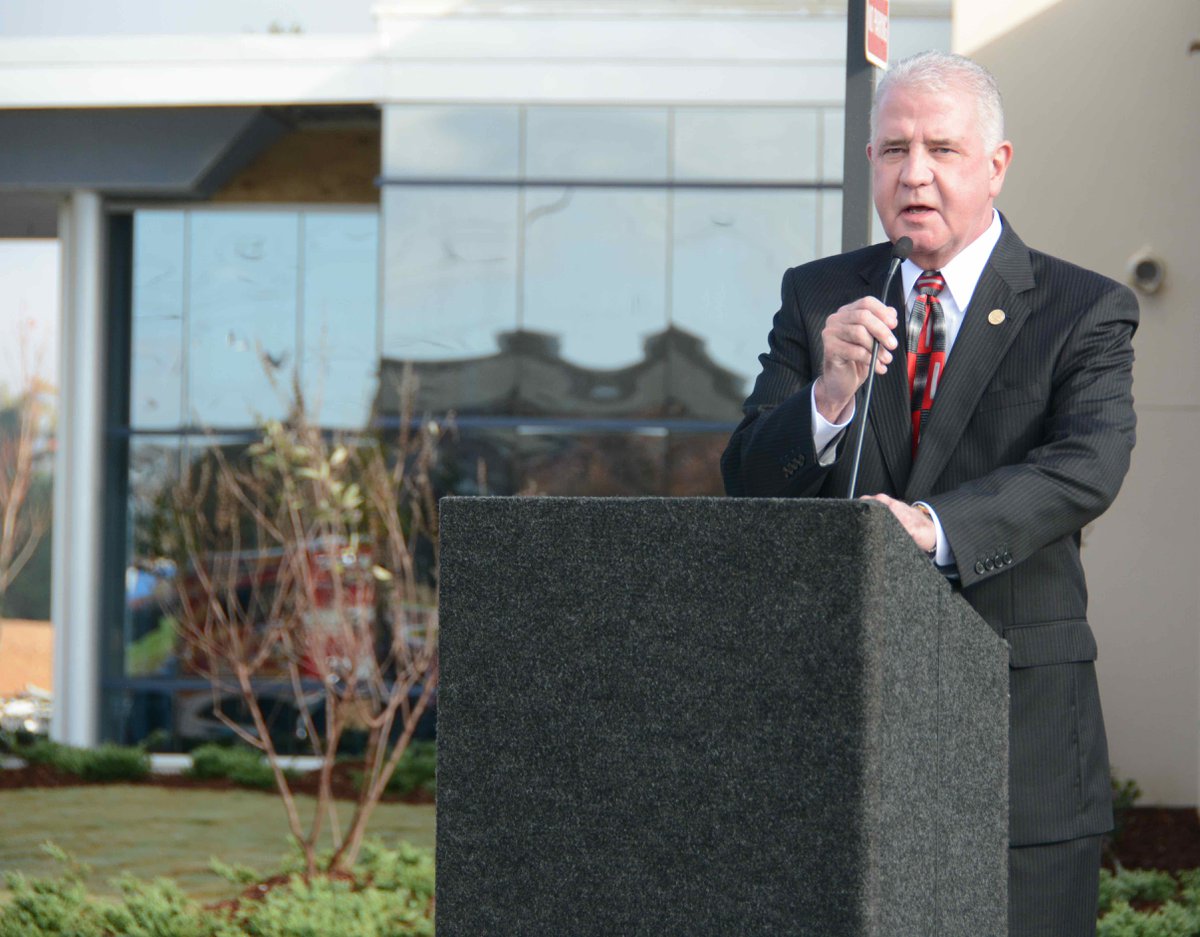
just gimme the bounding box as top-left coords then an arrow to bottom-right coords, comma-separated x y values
987,309 -> 1006,326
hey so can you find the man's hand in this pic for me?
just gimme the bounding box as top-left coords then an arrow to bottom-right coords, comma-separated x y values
861,493 -> 936,555
814,297 -> 899,423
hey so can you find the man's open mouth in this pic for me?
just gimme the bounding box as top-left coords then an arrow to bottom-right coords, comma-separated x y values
903,206 -> 935,216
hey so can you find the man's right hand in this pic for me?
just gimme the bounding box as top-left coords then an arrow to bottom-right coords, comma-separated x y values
813,297 -> 899,423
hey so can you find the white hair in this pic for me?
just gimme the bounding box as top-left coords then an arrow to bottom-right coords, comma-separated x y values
870,51 -> 1006,152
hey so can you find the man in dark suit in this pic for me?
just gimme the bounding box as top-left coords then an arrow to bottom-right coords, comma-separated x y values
722,51 -> 1137,937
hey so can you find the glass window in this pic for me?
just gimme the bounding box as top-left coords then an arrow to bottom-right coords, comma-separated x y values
821,189 -> 843,260
125,437 -> 183,678
674,108 -> 821,182
383,106 -> 520,179
822,108 -> 845,183
515,428 -> 668,497
431,425 -> 518,497
187,212 -> 300,427
666,432 -> 728,497
522,187 -> 668,374
381,187 -> 519,361
300,212 -> 379,429
671,189 -> 819,411
130,211 -> 185,429
525,107 -> 668,181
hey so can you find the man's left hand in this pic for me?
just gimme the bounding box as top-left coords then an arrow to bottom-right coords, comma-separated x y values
861,494 -> 936,555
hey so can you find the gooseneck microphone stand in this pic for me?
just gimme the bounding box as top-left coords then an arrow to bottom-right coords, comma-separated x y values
846,236 -> 912,499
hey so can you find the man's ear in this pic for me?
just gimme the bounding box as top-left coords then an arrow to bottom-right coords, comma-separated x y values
989,141 -> 1013,197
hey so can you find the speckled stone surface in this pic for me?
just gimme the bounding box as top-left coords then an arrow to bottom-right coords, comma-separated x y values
437,497 -> 1008,936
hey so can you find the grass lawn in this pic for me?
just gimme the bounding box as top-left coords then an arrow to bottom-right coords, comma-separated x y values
0,786 -> 436,903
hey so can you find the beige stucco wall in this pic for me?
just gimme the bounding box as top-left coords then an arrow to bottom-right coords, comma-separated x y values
958,0 -> 1200,805
0,619 -> 53,696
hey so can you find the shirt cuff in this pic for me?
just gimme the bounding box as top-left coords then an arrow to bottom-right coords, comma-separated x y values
914,500 -> 955,567
811,386 -> 855,467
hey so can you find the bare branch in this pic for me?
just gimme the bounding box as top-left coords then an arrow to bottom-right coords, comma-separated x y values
157,373 -> 445,876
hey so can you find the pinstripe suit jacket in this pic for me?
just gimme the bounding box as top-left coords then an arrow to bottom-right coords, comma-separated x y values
721,219 -> 1138,846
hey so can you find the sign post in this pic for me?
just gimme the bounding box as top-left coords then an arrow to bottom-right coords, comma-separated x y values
842,0 -> 889,253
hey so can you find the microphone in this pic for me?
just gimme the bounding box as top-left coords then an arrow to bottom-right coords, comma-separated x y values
845,236 -> 913,500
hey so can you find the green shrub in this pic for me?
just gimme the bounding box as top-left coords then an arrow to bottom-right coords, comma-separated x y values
1110,772 -> 1144,849
18,740 -> 150,782
0,845 -> 102,937
1177,869 -> 1200,903
1098,868 -> 1200,937
0,840 -> 435,937
99,876 -> 221,937
0,871 -> 104,937
19,739 -> 85,774
77,744 -> 152,782
370,741 -> 435,797
189,744 -> 256,780
1113,773 -> 1144,813
229,874 -> 433,937
188,744 -> 294,790
1097,899 -> 1200,937
1100,869 -> 1180,915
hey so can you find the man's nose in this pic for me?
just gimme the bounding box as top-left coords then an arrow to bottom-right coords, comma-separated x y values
900,150 -> 934,188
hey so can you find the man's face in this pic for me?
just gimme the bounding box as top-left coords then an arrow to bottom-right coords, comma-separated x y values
867,83 -> 1012,270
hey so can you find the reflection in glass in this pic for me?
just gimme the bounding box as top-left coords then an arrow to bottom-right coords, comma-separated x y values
381,187 -> 519,366
430,426 -> 518,498
187,212 -> 299,427
674,108 -> 820,181
131,212 -> 185,429
671,190 -> 819,405
525,107 -> 668,180
125,438 -> 183,678
664,328 -> 748,423
514,329 -> 670,420
821,190 -> 843,260
523,187 -> 668,371
822,108 -> 845,183
666,433 -> 729,496
516,429 -> 667,497
383,106 -> 520,179
301,212 -> 379,429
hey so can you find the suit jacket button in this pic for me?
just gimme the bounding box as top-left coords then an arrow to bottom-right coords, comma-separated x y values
1002,552 -> 1013,564
993,554 -> 1003,567
975,561 -> 986,575
984,558 -> 995,571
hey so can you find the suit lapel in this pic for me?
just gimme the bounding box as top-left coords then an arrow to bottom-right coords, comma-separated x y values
903,221 -> 1037,498
855,252 -> 911,495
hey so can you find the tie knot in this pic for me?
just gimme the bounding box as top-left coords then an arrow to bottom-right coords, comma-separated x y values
917,270 -> 945,296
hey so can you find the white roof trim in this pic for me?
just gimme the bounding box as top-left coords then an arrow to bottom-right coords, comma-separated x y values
0,5 -> 945,108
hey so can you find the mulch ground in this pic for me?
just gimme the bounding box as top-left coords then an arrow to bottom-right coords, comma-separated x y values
0,760 -> 433,805
1105,807 -> 1200,873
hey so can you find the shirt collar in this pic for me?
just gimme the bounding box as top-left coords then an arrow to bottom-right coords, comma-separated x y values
899,209 -> 1003,312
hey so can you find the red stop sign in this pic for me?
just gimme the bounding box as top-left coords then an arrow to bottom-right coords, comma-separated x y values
866,0 -> 889,69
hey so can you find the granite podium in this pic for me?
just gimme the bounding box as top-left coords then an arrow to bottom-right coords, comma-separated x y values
437,497 -> 1009,936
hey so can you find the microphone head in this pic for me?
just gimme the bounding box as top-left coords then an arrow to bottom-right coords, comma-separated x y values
892,236 -> 913,261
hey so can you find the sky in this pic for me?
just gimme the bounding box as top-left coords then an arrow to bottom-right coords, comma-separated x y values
0,242 -> 58,397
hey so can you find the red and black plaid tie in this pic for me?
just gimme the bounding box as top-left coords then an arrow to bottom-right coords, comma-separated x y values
906,270 -> 947,457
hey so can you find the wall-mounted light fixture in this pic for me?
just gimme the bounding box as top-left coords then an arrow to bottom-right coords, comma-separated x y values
1127,249 -> 1166,296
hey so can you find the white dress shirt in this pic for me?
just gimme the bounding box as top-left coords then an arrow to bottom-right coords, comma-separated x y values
810,209 -> 1004,566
